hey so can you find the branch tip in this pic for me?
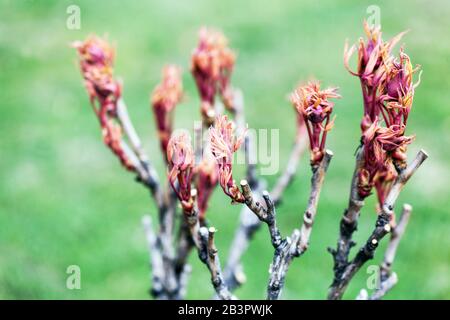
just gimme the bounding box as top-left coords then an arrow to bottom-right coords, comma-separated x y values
419,149 -> 429,159
403,203 -> 412,212
206,109 -> 216,119
209,226 -> 217,234
240,179 -> 249,187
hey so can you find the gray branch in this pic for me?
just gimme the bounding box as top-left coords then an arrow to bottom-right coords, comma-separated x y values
239,151 -> 332,300
328,146 -> 365,288
266,151 -> 333,300
142,215 -> 166,299
267,229 -> 301,300
223,88 -> 307,293
223,204 -> 261,291
199,227 -> 236,300
297,150 -> 333,254
182,190 -> 236,299
328,150 -> 427,300
357,272 -> 398,300
117,99 -> 162,203
381,204 -> 413,277
358,203 -> 413,300
240,180 -> 283,248
115,99 -> 182,299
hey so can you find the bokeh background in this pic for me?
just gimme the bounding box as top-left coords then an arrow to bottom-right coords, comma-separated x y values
1,0 -> 449,299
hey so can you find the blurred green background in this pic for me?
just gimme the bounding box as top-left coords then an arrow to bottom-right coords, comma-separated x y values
0,0 -> 449,299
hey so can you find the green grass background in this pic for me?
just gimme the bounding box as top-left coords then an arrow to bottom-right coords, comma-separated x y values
0,0 -> 449,299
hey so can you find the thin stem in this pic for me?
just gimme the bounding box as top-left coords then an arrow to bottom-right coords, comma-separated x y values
240,180 -> 269,221
115,99 -> 180,298
238,151 -> 332,300
382,150 -> 428,213
266,151 -> 333,300
117,99 -> 162,202
217,87 -> 264,292
181,190 -> 235,300
328,146 -> 365,288
142,215 -> 166,299
361,203 -> 412,300
200,227 -> 236,300
223,204 -> 261,291
382,204 -> 412,276
267,229 -> 301,300
297,150 -> 333,254
328,150 -> 427,300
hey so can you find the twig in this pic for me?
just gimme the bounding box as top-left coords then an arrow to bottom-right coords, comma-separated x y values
327,150 -> 427,300
297,150 -> 333,254
240,180 -> 283,248
117,99 -> 162,203
237,151 -> 332,299
174,221 -> 194,276
196,224 -> 235,299
185,189 -> 202,249
222,89 -> 262,291
171,123 -> 205,297
267,229 -> 301,300
382,151 -> 428,213
358,204 -> 412,300
223,205 -> 260,290
381,204 -> 413,279
240,181 -> 268,219
179,190 -> 235,299
117,99 -> 180,299
223,113 -> 307,291
176,264 -> 192,300
199,227 -> 236,300
117,100 -> 178,296
142,215 -> 166,299
222,149 -> 262,291
266,151 -> 333,300
221,138 -> 266,291
328,146 -> 365,286
357,271 -> 399,300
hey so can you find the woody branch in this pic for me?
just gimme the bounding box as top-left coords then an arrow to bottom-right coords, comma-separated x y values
74,23 -> 427,301
187,193 -> 236,300
223,91 -> 308,291
328,150 -> 427,300
357,203 -> 412,300
167,130 -> 235,299
222,88 -> 264,290
328,146 -> 365,287
266,150 -> 333,299
73,37 -> 183,299
237,150 -> 332,299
